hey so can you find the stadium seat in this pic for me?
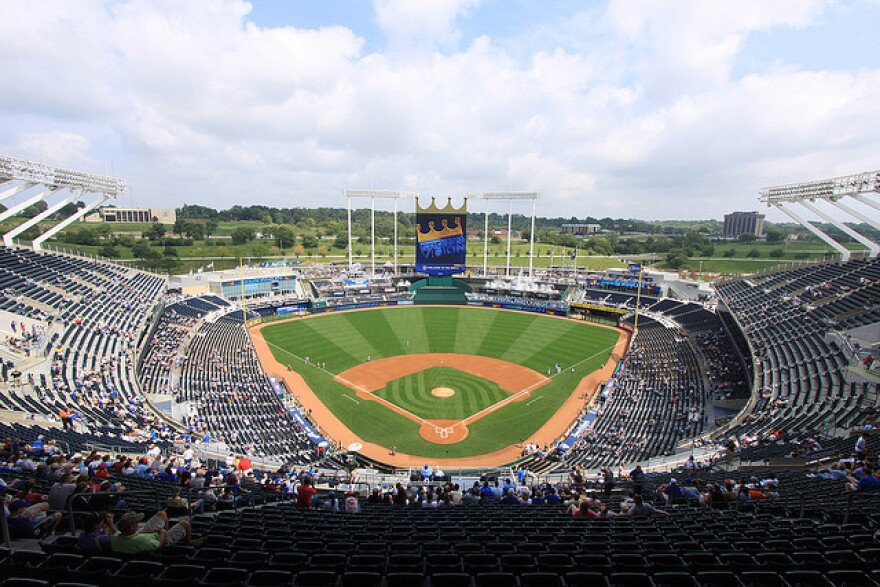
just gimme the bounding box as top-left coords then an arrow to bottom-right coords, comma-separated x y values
197,568 -> 250,587
294,571 -> 338,587
245,570 -> 294,587
474,573 -> 518,587
431,573 -> 473,587
340,572 -> 382,587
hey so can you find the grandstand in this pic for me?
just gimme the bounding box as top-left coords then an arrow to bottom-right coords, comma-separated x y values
2,162 -> 880,584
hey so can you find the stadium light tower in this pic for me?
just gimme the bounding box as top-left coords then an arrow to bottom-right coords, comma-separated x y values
476,192 -> 540,277
760,170 -> 880,261
0,154 -> 127,250
343,189 -> 419,275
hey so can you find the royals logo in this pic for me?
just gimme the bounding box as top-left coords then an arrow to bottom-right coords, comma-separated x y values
416,197 -> 467,276
417,217 -> 464,241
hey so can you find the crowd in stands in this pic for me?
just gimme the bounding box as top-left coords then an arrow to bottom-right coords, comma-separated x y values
3,421 -> 880,585
0,247 -> 169,445
555,296 -> 750,472
716,257 -> 880,448
140,298 -> 323,466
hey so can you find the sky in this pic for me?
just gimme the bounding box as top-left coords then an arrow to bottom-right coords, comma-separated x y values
1,0 -> 879,222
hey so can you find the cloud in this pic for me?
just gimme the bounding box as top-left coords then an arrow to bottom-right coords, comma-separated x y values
17,131 -> 92,168
374,0 -> 482,52
0,0 -> 876,222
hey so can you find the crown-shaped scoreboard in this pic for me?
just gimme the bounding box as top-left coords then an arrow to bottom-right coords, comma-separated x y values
415,197 -> 467,276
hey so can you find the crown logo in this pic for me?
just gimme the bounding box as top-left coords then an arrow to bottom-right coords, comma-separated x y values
417,217 -> 463,241
416,197 -> 467,215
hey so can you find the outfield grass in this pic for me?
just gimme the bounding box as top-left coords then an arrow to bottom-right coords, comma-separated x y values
260,306 -> 619,458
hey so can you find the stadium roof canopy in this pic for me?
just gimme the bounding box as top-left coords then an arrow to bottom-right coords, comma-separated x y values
0,154 -> 127,251
760,169 -> 880,261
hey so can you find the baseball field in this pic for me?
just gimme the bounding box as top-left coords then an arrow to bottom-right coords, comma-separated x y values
253,306 -> 622,461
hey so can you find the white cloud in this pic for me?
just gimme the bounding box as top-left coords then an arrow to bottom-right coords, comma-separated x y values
17,131 -> 92,168
0,0 -> 877,222
374,0 -> 482,52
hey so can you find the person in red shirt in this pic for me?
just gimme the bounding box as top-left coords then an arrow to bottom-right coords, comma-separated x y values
296,477 -> 316,508
571,501 -> 598,518
238,456 -> 252,475
15,480 -> 46,505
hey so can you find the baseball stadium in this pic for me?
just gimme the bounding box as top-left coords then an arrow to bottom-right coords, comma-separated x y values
1,156 -> 880,585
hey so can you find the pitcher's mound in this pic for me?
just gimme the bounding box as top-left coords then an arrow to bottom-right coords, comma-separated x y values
431,387 -> 455,398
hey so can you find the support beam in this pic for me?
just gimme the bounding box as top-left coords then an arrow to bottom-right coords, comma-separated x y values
483,203 -> 489,277
529,198 -> 536,276
506,200 -> 513,276
4,189 -> 83,247
393,197 -> 398,274
370,196 -> 375,276
852,193 -> 880,214
0,182 -> 36,204
830,199 -> 880,236
0,188 -> 56,224
347,197 -> 352,271
800,200 -> 879,257
774,203 -> 851,262
33,194 -> 109,251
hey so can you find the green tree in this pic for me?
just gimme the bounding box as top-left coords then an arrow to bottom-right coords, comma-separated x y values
131,241 -> 152,258
665,251 -> 689,269
273,225 -> 295,250
111,234 -> 133,248
172,218 -> 187,237
585,237 -> 613,256
142,223 -> 166,241
490,235 -> 502,245
738,232 -> 757,243
746,248 -> 761,258
723,248 -> 736,258
53,201 -> 84,220
230,227 -> 256,245
765,229 -> 785,243
19,200 -> 49,218
99,244 -> 120,258
185,223 -> 206,241
769,248 -> 785,258
334,234 -> 349,250
301,235 -> 318,248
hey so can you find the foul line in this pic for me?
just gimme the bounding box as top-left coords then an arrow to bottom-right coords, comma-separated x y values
342,395 -> 360,405
455,341 -> 620,429
526,396 -> 544,406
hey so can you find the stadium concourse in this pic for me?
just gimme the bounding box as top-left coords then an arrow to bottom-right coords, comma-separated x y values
1,246 -> 880,585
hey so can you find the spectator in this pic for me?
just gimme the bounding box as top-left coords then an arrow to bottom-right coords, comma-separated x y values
77,512 -> 116,552
627,494 -> 668,517
848,467 -> 880,493
6,500 -> 62,538
296,476 -> 316,507
109,511 -> 198,554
